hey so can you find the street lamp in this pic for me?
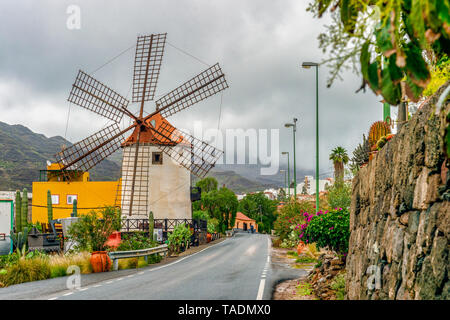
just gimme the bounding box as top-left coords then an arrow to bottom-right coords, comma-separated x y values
302,61 -> 319,211
281,152 -> 290,199
285,118 -> 298,199
280,169 -> 287,200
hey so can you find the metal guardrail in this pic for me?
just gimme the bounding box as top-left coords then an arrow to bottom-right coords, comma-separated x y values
108,244 -> 168,271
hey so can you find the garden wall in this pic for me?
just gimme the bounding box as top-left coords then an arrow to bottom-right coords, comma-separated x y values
346,83 -> 449,300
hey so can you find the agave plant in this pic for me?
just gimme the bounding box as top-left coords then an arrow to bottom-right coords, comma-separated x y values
350,135 -> 370,172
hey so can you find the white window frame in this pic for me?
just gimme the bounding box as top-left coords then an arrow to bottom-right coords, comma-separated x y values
51,195 -> 60,205
66,194 -> 78,205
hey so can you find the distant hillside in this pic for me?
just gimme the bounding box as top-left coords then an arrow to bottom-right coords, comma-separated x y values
0,121 -> 284,194
193,170 -> 267,194
0,121 -> 121,191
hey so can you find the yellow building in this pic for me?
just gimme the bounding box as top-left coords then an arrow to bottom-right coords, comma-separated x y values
32,163 -> 120,223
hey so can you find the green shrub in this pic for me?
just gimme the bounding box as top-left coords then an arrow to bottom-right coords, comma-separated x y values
193,210 -> 209,221
207,218 -> 219,233
168,224 -> 193,254
0,253 -> 19,269
117,232 -> 156,251
301,208 -> 350,254
68,206 -> 121,252
326,182 -> 351,211
273,201 -> 314,241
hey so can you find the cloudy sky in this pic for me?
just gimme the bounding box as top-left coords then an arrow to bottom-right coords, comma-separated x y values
0,0 -> 386,178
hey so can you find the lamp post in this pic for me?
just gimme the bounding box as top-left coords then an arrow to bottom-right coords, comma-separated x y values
281,152 -> 290,199
280,169 -> 287,200
302,61 -> 319,211
285,118 -> 298,200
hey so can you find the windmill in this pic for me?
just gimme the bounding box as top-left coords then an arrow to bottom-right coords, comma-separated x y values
55,33 -> 228,220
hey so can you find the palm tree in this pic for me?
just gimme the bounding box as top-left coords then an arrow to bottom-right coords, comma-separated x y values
329,146 -> 349,183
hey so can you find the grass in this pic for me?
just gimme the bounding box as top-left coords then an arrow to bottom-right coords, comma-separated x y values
118,254 -> 163,270
330,273 -> 346,300
0,257 -> 51,287
295,256 -> 318,264
296,282 -> 313,296
48,252 -> 92,277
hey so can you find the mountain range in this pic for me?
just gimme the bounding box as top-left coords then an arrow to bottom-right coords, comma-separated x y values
0,121 -> 310,194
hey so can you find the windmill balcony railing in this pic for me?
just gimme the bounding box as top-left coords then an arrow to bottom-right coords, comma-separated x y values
121,218 -> 207,233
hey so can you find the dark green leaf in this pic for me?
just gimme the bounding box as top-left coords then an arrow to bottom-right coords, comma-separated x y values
367,61 -> 380,92
381,69 -> 402,105
410,0 -> 426,46
404,42 -> 430,87
375,19 -> 394,55
388,54 -> 404,82
360,41 -> 370,79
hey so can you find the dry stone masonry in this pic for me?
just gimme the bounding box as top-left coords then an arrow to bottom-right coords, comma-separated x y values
346,83 -> 449,300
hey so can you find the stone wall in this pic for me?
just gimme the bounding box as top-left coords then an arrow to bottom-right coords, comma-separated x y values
346,83 -> 449,300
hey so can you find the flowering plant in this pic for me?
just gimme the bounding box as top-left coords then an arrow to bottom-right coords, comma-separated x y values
300,208 -> 350,254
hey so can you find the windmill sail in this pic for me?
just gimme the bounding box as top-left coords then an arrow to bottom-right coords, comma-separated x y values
68,70 -> 130,123
155,63 -> 228,118
150,121 -> 223,178
132,33 -> 167,103
55,123 -> 129,173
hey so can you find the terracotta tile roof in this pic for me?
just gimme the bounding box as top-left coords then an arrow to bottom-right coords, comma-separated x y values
122,112 -> 185,147
235,211 -> 255,222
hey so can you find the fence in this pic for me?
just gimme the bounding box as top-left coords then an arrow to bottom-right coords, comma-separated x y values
121,218 -> 207,233
121,218 -> 208,245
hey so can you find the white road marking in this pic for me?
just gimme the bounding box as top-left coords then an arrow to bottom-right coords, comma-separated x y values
256,279 -> 266,300
127,274 -> 134,278
79,288 -> 89,291
48,297 -> 58,300
106,281 -> 113,284
93,284 -> 102,288
146,238 -> 230,273
138,271 -> 145,275
63,292 -> 73,296
116,277 -> 124,281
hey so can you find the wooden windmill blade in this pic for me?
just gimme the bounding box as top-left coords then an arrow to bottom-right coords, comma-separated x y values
54,123 -> 135,175
68,70 -> 134,123
149,121 -> 223,178
155,63 -> 228,118
132,33 -> 167,104
119,140 -> 151,217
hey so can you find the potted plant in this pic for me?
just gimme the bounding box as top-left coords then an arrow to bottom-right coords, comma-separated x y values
67,207 -> 121,272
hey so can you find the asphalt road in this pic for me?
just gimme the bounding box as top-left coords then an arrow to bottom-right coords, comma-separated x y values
0,231 -> 304,300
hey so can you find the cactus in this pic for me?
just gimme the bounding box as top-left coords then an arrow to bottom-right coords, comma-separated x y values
21,188 -> 28,230
15,190 -> 22,232
10,227 -> 28,254
72,199 -> 78,217
148,211 -> 154,240
47,190 -> 53,223
350,135 -> 371,172
368,121 -> 391,147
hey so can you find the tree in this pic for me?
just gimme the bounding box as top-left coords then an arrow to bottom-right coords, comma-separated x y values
329,146 -> 349,182
307,0 -> 450,105
201,187 -> 238,233
326,181 -> 352,210
238,192 -> 278,233
195,177 -> 218,194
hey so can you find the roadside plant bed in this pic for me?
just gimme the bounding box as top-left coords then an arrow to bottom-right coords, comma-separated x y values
0,250 -> 92,288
